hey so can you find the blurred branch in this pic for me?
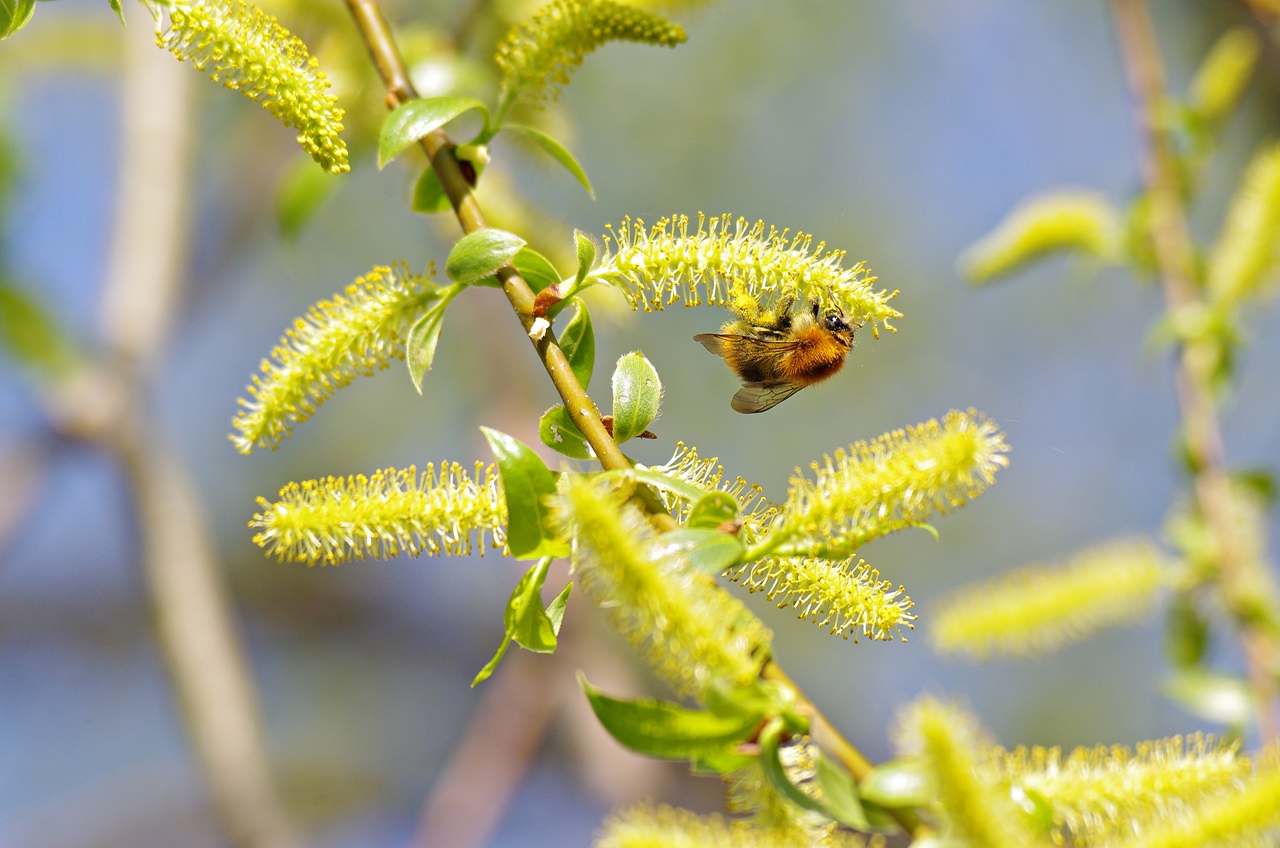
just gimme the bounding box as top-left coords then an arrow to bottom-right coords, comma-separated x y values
46,17 -> 305,848
0,434 -> 51,560
1112,0 -> 1280,746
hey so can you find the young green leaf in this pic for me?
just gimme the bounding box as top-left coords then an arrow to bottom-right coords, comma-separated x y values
610,351 -> 661,443
1165,593 -> 1210,669
558,299 -> 595,389
412,167 -> 452,215
580,674 -> 763,759
858,759 -> 931,808
539,405 -> 593,460
0,0 -> 36,40
406,294 -> 451,392
107,0 -> 124,25
646,528 -> 743,576
378,96 -> 490,169
758,720 -> 828,816
446,229 -> 526,284
276,155 -> 341,239
1163,669 -> 1253,725
546,582 -> 572,634
573,229 -> 596,287
481,427 -> 567,559
506,124 -> 594,197
507,557 -> 559,652
687,492 -> 739,530
815,750 -> 872,830
0,280 -> 75,374
513,247 -> 562,293
472,632 -> 512,687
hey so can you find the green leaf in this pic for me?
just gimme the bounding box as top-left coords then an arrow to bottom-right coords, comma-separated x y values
647,528 -> 743,575
276,155 -> 341,239
471,632 -> 512,687
378,96 -> 490,169
546,582 -> 572,635
610,351 -> 661,443
1163,669 -> 1253,725
580,674 -> 763,759
1165,593 -> 1210,669
539,405 -> 593,460
513,247 -> 562,294
446,229 -> 526,285
858,759 -> 931,808
687,492 -> 738,530
911,522 -> 940,541
107,0 -> 123,25
481,427 -> 567,560
0,0 -> 35,39
559,299 -> 595,389
690,749 -> 756,775
506,124 -> 594,198
573,229 -> 596,288
411,167 -> 452,215
406,294 -> 450,393
0,280 -> 74,373
815,750 -> 870,830
508,557 -> 558,652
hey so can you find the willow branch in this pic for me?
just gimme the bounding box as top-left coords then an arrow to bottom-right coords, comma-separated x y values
1112,0 -> 1280,745
342,0 -> 927,835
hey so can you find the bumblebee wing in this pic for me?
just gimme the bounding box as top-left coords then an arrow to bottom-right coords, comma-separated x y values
693,333 -> 733,357
731,380 -> 804,414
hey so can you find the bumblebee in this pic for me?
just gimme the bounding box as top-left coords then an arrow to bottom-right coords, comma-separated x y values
694,300 -> 858,413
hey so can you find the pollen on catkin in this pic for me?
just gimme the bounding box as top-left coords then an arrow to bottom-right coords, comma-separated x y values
556,476 -> 771,699
595,214 -> 901,336
931,538 -> 1174,659
496,0 -> 685,106
1206,142 -> 1280,310
158,0 -> 349,173
895,698 -> 1035,848
250,463 -> 506,565
983,734 -> 1249,846
594,802 -> 853,848
774,409 -> 1009,558
728,556 -> 915,642
231,265 -> 438,454
1107,749 -> 1280,848
961,190 -> 1123,283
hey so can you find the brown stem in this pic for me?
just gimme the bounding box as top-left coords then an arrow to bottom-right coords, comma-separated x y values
1112,0 -> 1280,745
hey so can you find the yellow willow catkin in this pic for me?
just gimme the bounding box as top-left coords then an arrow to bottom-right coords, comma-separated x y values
983,734 -> 1248,846
728,556 -> 915,642
593,803 -> 855,848
1206,142 -> 1280,309
775,409 -> 1009,557
250,463 -> 506,565
158,0 -> 349,173
596,214 -> 901,335
1107,751 -> 1280,848
931,538 -> 1173,659
1190,27 -> 1259,126
231,265 -> 437,453
654,441 -> 779,542
557,476 -> 771,698
496,0 -> 685,105
961,190 -> 1123,283
896,698 -> 1036,848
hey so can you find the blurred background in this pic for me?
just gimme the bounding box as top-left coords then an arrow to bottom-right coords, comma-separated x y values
3,0 -> 1280,845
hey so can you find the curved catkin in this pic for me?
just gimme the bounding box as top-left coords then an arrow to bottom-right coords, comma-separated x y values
250,463 -> 506,565
595,214 -> 901,335
728,556 -> 915,642
158,0 -> 349,173
557,477 -> 771,698
1206,143 -> 1280,310
983,734 -> 1249,846
931,538 -> 1174,659
961,190 -> 1123,283
776,409 -> 1009,557
496,0 -> 685,106
231,265 -> 437,454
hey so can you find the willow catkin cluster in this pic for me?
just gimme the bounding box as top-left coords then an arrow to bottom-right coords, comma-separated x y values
594,802 -> 851,848
557,476 -> 771,698
983,734 -> 1249,846
775,409 -> 1009,557
728,556 -> 914,642
961,190 -> 1123,282
655,441 -> 779,542
596,213 -> 901,333
250,463 -> 506,565
231,265 -> 437,453
1190,28 -> 1259,126
931,538 -> 1173,659
158,0 -> 349,173
496,0 -> 685,105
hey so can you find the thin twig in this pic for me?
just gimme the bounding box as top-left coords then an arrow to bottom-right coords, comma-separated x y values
341,0 -> 927,838
1112,0 -> 1280,745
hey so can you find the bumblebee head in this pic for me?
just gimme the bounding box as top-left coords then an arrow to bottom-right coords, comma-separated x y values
811,301 -> 856,347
